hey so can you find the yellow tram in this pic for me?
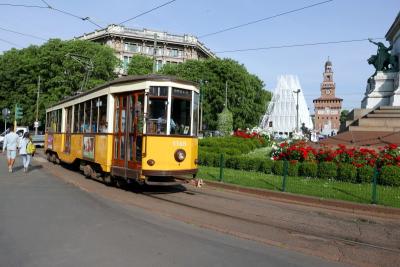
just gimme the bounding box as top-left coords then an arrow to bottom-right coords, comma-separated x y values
45,75 -> 199,185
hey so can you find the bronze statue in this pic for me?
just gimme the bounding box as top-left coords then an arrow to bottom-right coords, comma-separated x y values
368,39 -> 398,77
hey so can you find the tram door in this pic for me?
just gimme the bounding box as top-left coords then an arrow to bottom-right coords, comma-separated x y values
112,92 -> 144,177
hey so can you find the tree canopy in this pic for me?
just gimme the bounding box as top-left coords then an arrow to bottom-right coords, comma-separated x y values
160,58 -> 271,130
0,39 -> 118,128
127,54 -> 153,75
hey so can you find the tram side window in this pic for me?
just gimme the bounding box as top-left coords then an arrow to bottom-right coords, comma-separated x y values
46,109 -> 61,133
73,104 -> 80,133
83,101 -> 91,133
65,106 -> 72,133
78,103 -> 85,133
91,99 -> 98,133
98,95 -> 108,133
171,88 -> 191,135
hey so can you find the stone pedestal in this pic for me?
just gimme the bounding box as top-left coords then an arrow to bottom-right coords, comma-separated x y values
361,71 -> 397,109
389,73 -> 400,106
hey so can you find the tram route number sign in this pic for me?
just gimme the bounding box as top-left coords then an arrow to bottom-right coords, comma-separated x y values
173,140 -> 187,147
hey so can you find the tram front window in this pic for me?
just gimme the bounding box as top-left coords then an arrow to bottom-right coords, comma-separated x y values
147,98 -> 167,134
171,87 -> 192,135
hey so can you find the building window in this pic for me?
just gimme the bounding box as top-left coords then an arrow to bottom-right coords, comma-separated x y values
171,49 -> 178,57
155,60 -> 163,71
124,42 -> 141,53
122,56 -> 131,70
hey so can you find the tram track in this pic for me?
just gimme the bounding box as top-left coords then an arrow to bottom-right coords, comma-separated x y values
141,188 -> 400,254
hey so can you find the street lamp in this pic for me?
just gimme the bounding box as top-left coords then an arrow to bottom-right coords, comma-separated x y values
293,89 -> 301,133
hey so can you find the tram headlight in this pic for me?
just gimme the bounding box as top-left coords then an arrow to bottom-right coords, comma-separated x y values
174,149 -> 186,162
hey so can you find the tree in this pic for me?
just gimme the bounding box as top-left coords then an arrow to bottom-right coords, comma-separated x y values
217,107 -> 233,136
160,58 -> 271,130
0,39 -> 118,127
340,109 -> 349,124
127,55 -> 153,75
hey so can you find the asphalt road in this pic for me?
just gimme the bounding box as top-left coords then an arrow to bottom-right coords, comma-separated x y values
0,155 -> 347,267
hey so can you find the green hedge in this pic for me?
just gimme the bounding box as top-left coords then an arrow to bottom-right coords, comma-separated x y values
318,162 -> 337,179
272,161 -> 284,175
357,165 -> 374,183
379,166 -> 400,186
199,136 -> 265,156
198,149 -> 399,187
337,163 -> 357,183
299,162 -> 318,177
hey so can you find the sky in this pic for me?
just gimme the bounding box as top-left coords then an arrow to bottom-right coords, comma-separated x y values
0,0 -> 399,112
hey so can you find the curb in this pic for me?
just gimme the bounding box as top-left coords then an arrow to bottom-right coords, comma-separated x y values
203,180 -> 400,219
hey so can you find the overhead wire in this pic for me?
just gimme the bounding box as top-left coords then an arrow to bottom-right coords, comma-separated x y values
199,0 -> 334,38
215,37 -> 385,54
0,26 -> 47,41
118,0 -> 177,25
0,3 -> 47,8
0,38 -> 21,48
0,1 -> 103,29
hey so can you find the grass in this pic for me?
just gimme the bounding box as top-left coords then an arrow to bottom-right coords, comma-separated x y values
198,166 -> 400,208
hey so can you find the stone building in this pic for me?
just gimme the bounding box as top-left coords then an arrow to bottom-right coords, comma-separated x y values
313,60 -> 343,135
77,24 -> 215,74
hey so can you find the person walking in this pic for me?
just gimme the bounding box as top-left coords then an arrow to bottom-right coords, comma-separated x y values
19,132 -> 33,172
2,125 -> 20,172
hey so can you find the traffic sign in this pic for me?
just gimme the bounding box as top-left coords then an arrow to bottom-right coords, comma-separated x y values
15,104 -> 23,119
2,108 -> 10,119
34,121 -> 40,128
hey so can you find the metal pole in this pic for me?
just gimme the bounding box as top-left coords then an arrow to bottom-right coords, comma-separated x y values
219,154 -> 224,182
152,33 -> 158,73
371,167 -> 378,204
282,160 -> 288,192
14,104 -> 17,130
225,81 -> 228,107
200,86 -> 203,133
35,75 -> 40,135
293,89 -> 300,132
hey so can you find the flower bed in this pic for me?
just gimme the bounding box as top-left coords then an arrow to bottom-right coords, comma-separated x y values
270,141 -> 400,185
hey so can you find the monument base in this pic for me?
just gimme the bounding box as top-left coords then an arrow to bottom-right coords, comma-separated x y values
361,71 -> 396,109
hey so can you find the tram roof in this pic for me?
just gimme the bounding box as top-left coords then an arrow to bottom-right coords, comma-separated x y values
49,74 -> 198,108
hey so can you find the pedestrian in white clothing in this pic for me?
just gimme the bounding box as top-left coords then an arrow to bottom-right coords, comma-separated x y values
2,125 -> 19,172
19,132 -> 32,172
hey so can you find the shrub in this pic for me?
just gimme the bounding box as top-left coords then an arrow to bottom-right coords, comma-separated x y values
225,155 -> 239,169
260,159 -> 273,174
357,165 -> 374,183
246,157 -> 264,171
272,161 -> 284,175
318,162 -> 337,179
299,162 -> 318,177
379,166 -> 400,186
288,161 -> 299,177
337,163 -> 357,183
202,153 -> 218,167
236,156 -> 249,170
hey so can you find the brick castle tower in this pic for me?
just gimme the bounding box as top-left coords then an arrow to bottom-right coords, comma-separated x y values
313,59 -> 343,135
